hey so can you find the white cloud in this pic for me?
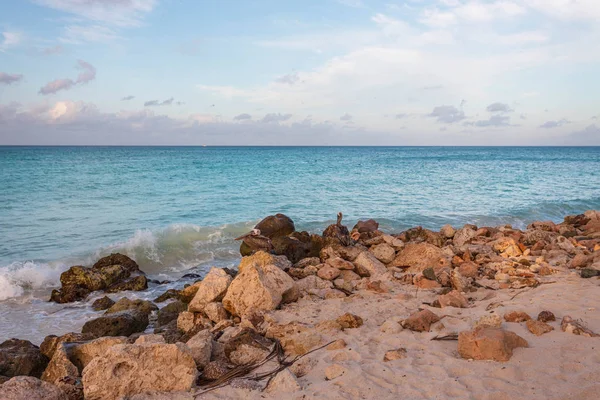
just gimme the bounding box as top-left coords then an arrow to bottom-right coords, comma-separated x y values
0,31 -> 21,52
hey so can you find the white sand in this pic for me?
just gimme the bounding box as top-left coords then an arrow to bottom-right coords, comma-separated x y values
199,269 -> 600,400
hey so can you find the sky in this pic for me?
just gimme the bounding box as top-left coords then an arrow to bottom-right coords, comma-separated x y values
0,0 -> 599,145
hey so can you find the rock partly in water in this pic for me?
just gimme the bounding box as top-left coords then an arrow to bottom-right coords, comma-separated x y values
91,296 -> 115,311
105,298 -> 158,316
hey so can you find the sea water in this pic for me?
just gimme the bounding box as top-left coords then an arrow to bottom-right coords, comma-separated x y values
1,146 -> 599,343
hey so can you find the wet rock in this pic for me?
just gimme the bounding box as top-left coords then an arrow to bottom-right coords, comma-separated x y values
266,368 -> 301,394
188,267 -> 232,312
203,302 -> 229,323
105,298 -> 157,316
383,348 -> 407,361
353,251 -> 387,277
0,339 -> 48,378
438,290 -> 468,308
105,275 -> 148,293
458,327 -> 528,362
526,320 -> 554,336
561,316 -> 599,337
0,376 -> 68,400
153,289 -> 181,303
504,311 -> 532,323
336,313 -> 363,329
157,301 -> 187,327
91,296 -> 115,311
402,310 -> 440,332
222,254 -> 299,317
81,311 -> 149,338
537,311 -> 556,323
353,219 -> 379,233
326,257 -> 355,270
317,265 -> 341,280
153,320 -> 184,344
92,253 -> 141,274
370,243 -> 396,264
186,330 -> 212,369
273,233 -> 321,264
389,243 -> 445,273
325,364 -> 346,380
81,343 -> 197,400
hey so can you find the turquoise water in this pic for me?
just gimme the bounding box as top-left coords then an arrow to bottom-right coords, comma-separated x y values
0,146 -> 600,342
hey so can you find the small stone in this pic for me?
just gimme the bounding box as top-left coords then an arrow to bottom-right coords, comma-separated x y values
326,339 -> 347,350
325,364 -> 346,380
504,311 -> 532,323
326,257 -> 355,270
440,224 -> 456,239
561,316 -> 600,337
537,311 -> 556,322
383,348 -> 407,361
422,267 -> 437,281
370,243 -> 396,264
580,268 -> 600,279
526,320 -> 554,336
91,296 -> 115,311
474,314 -> 502,329
336,313 -> 363,329
317,265 -> 341,281
380,320 -> 403,334
438,290 -> 469,308
402,310 -> 440,332
458,327 -> 528,362
538,265 -> 553,276
413,273 -> 442,289
266,368 -> 301,394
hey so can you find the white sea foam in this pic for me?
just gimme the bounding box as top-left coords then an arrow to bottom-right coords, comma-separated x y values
0,261 -> 65,301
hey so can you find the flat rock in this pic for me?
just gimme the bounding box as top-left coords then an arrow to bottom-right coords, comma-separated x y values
438,290 -> 468,308
458,327 -> 528,362
389,243 -> 445,273
353,251 -> 387,277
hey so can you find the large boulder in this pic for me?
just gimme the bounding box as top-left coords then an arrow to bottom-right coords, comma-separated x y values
0,376 -> 68,400
238,251 -> 291,273
82,343 -> 197,400
222,257 -> 299,317
105,275 -> 148,293
240,214 -> 295,256
0,339 -> 49,378
458,327 -> 528,362
92,253 -> 142,274
188,267 -> 232,312
81,311 -> 149,338
389,243 -> 445,273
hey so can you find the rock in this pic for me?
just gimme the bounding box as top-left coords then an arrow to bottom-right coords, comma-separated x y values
474,314 -> 502,329
438,290 -> 468,308
526,320 -> 554,336
326,339 -> 347,350
203,302 -> 228,323
105,275 -> 148,293
69,336 -> 129,372
440,224 -> 456,239
380,319 -> 403,334
325,364 -> 346,380
134,335 -> 165,345
294,257 -> 321,268
561,316 -> 599,337
266,368 -> 301,394
222,257 -> 299,317
383,348 -> 407,361
370,243 -> 396,264
458,327 -> 528,362
228,343 -> 269,366
40,343 -> 78,385
453,225 -> 478,247
92,253 -> 141,274
353,219 -> 379,233
389,243 -> 445,273
0,376 -> 68,400
176,311 -> 212,335
105,298 -> 158,316
91,296 -> 115,311
336,313 -> 363,329
230,378 -> 264,391
254,214 -> 295,239
353,251 -> 387,277
202,360 -> 229,380
40,333 -> 92,360
457,262 -> 479,278
188,268 -> 232,312
398,227 -> 444,247
157,301 -> 187,327
450,269 -> 471,292
317,265 -> 341,280
153,289 -> 181,303
82,343 -> 197,400
326,257 -> 355,270
537,311 -> 556,322
185,330 -> 212,369
402,310 -> 440,332
272,233 -> 321,264
581,268 -> 600,278
0,339 -> 48,378
129,392 -> 194,400
504,311 -> 532,323
413,273 -> 441,289
81,311 -> 149,338
267,323 -> 323,356
178,282 -> 201,303
295,275 -> 333,295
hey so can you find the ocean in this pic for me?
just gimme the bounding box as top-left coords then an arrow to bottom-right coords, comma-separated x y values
1,146 -> 600,343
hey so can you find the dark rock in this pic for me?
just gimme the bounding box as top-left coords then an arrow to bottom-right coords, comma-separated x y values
222,268 -> 238,278
563,214 -> 590,228
91,296 -> 115,311
104,298 -> 157,316
537,311 -> 556,322
581,268 -> 600,279
40,333 -> 93,360
422,267 -> 436,281
81,311 -> 149,338
181,273 -> 202,280
398,226 -> 444,247
323,213 -> 352,247
254,214 -> 295,239
353,219 -> 379,233
157,301 -> 188,327
105,275 -> 148,293
50,285 -> 92,304
148,279 -> 171,285
153,320 -> 184,344
0,339 -> 49,378
92,253 -> 141,274
153,289 -> 181,303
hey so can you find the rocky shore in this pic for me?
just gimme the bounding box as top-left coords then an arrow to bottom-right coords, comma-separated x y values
1,211 -> 599,399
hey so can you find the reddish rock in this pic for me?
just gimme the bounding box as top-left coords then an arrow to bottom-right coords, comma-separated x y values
413,273 -> 441,289
336,313 -> 363,329
526,320 -> 554,336
537,311 -> 556,322
458,327 -> 528,362
437,290 -> 468,308
402,310 -> 440,332
317,265 -> 341,281
504,311 -> 532,323
389,243 -> 445,273
326,257 -> 355,270
457,262 -> 479,278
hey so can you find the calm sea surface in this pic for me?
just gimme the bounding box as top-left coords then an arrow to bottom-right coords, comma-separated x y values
1,146 -> 599,342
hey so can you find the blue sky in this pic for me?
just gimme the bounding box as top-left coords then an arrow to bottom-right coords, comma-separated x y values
0,0 -> 599,145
